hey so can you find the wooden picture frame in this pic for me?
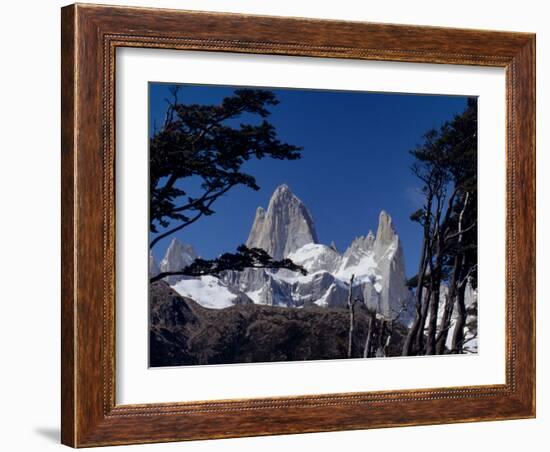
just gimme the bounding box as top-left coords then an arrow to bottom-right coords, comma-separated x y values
61,3 -> 535,447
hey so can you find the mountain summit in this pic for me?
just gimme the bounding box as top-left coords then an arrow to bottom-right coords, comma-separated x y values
246,184 -> 318,260
375,211 -> 396,249
165,185 -> 412,319
373,210 -> 409,316
159,238 -> 198,285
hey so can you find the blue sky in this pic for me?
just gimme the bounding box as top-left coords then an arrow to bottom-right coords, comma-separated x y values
149,82 -> 473,277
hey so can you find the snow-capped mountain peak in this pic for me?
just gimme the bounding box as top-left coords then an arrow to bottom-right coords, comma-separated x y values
246,184 -> 318,260
287,243 -> 342,274
149,251 -> 160,278
341,233 -> 376,269
163,186 -> 412,319
159,238 -> 198,285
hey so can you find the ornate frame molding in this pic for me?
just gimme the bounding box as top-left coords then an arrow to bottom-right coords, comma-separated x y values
61,4 -> 535,447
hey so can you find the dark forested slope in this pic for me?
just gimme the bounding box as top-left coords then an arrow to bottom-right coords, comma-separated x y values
150,281 -> 407,367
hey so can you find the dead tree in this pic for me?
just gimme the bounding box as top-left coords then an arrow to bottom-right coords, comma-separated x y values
363,309 -> 376,358
367,300 -> 407,358
426,187 -> 461,355
403,167 -> 439,356
347,274 -> 355,358
451,267 -> 476,353
402,214 -> 430,354
436,192 -> 469,354
451,282 -> 468,353
416,224 -> 438,354
403,99 -> 478,356
375,320 -> 392,357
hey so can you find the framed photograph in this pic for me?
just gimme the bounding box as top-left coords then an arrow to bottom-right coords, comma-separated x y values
61,3 -> 535,447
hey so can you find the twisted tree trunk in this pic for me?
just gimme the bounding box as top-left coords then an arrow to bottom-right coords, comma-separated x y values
435,257 -> 461,354
426,276 -> 441,355
375,320 -> 390,357
436,192 -> 470,354
347,275 -> 355,358
451,282 -> 468,353
403,234 -> 430,355
363,310 -> 376,358
415,277 -> 432,354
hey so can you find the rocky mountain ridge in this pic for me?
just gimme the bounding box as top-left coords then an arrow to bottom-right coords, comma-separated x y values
151,184 -> 412,320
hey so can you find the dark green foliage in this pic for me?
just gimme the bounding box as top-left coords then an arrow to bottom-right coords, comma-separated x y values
149,88 -> 302,248
409,98 -> 478,286
148,86 -> 305,282
409,209 -> 424,223
149,245 -> 307,283
403,99 -> 478,356
406,274 -> 419,289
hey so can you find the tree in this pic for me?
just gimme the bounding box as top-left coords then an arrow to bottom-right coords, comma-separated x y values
365,299 -> 408,358
363,309 -> 376,358
149,87 -> 306,283
403,99 -> 478,356
347,275 -> 357,358
150,245 -> 306,284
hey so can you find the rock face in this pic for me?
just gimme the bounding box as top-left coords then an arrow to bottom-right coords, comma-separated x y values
149,252 -> 160,278
372,211 -> 410,317
159,238 -> 198,285
161,185 -> 412,321
246,184 -> 318,260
